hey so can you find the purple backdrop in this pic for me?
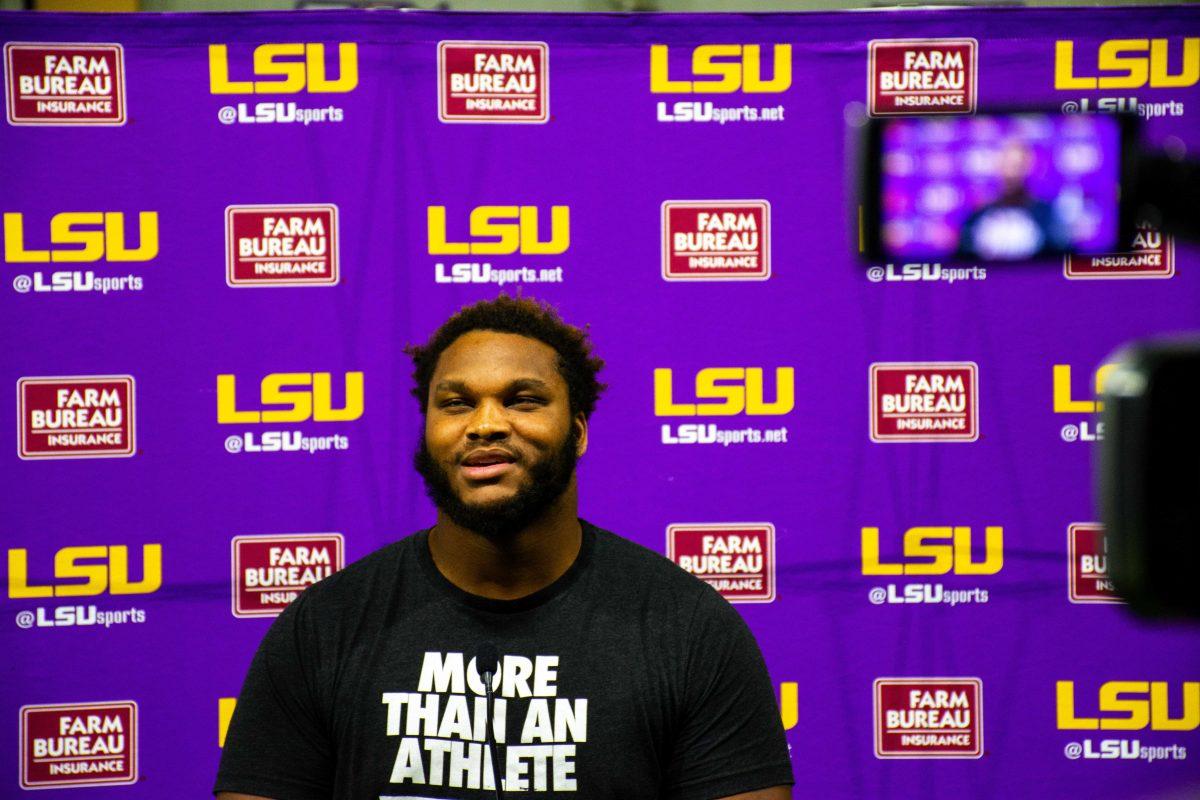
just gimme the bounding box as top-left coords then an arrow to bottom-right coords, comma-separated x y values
3,7 -> 1199,798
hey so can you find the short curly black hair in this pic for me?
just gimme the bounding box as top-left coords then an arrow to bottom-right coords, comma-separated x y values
405,295 -> 606,419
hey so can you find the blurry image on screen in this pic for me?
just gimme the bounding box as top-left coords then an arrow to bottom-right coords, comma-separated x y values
880,113 -> 1121,260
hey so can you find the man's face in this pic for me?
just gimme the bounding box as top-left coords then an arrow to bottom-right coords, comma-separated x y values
999,139 -> 1034,185
414,330 -> 587,540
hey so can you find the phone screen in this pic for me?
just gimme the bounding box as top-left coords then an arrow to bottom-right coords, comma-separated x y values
874,113 -> 1126,260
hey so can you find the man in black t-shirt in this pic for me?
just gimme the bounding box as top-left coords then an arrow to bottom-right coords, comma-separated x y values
215,296 -> 793,800
956,138 -> 1071,260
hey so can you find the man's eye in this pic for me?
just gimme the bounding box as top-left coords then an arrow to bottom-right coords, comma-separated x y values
440,398 -> 469,409
511,396 -> 545,406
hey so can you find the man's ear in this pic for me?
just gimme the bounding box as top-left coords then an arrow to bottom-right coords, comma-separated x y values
573,412 -> 588,458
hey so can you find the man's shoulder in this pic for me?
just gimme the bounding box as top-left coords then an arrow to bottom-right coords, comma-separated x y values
296,530 -> 425,610
582,522 -> 750,655
585,520 -> 718,602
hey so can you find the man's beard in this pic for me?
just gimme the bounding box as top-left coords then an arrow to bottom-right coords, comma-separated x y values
414,428 -> 578,542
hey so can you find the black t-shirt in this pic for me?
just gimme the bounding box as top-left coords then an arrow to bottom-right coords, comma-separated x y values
214,520 -> 793,799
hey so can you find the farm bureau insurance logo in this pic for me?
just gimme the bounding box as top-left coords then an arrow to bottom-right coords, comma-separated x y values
661,201 -> 770,281
6,211 -> 156,295
17,376 -> 135,459
1057,680 -> 1195,763
667,523 -> 775,603
868,39 -> 977,116
231,533 -> 343,617
650,44 -> 789,124
217,370 -> 362,454
654,366 -> 793,446
8,543 -> 160,631
1056,37 -> 1193,119
428,204 -> 566,287
862,525 -> 1001,607
870,362 -> 978,442
209,42 -> 355,125
874,678 -> 983,758
1053,361 -> 1116,444
4,43 -> 125,125
438,41 -> 548,123
1069,523 -> 1121,604
20,701 -> 137,789
226,204 -> 339,287
1064,223 -> 1174,279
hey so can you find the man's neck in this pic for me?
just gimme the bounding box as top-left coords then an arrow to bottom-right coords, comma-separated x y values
427,487 -> 583,601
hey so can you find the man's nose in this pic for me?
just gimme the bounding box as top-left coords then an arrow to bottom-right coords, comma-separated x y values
466,399 -> 511,441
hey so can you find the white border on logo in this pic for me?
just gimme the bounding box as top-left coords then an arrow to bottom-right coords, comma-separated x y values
1063,235 -> 1175,280
224,204 -> 340,288
666,522 -> 776,603
437,41 -> 549,124
866,38 -> 978,117
230,533 -> 345,618
873,677 -> 983,759
660,200 -> 772,282
5,42 -> 127,126
19,700 -> 138,789
1067,522 -> 1122,604
16,375 -> 136,460
869,362 -> 979,443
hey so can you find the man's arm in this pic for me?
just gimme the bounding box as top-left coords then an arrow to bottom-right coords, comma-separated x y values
664,587 -> 795,800
214,594 -> 334,799
720,787 -> 792,800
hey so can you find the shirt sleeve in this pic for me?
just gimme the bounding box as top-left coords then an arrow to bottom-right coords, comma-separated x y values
213,593 -> 334,800
663,588 -> 794,800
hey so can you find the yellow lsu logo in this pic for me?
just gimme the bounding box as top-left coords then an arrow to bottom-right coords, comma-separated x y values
650,44 -> 792,94
219,698 -> 237,746
861,526 -> 1003,575
779,682 -> 798,731
427,206 -> 569,256
1053,363 -> 1118,413
8,545 -> 163,598
217,372 -> 364,424
654,368 -> 795,417
1057,681 -> 1199,731
209,43 -> 358,94
1055,38 -> 1199,89
3,212 -> 158,263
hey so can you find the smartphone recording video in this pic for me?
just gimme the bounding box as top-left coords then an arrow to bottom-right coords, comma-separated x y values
862,112 -> 1136,262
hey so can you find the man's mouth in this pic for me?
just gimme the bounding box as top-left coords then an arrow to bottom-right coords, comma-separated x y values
459,449 -> 518,481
